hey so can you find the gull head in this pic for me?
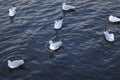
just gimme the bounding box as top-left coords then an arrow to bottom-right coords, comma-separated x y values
49,40 -> 53,44
63,2 -> 66,5
8,60 -> 11,63
111,33 -> 114,37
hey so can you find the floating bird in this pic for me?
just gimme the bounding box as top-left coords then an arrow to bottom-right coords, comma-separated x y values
9,4 -> 16,17
109,15 -> 120,23
104,30 -> 114,42
54,19 -> 63,29
8,60 -> 24,69
62,2 -> 75,10
49,40 -> 63,50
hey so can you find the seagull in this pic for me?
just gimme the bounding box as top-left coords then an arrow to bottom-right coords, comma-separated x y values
54,19 -> 63,29
9,4 -> 16,17
49,40 -> 63,50
104,30 -> 114,42
109,15 -> 120,23
8,60 -> 24,69
62,2 -> 75,10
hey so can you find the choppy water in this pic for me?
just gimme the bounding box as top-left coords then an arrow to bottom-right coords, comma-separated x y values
0,0 -> 120,80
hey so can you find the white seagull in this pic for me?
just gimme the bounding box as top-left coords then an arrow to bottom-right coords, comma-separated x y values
104,30 -> 114,42
9,5 -> 16,17
49,40 -> 63,50
54,19 -> 63,29
62,2 -> 75,10
8,60 -> 24,69
109,15 -> 120,23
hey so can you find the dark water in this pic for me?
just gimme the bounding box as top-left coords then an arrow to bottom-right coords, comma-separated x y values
0,0 -> 120,80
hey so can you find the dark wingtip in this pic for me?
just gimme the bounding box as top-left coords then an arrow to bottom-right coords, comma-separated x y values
104,27 -> 107,31
61,39 -> 64,42
12,4 -> 15,7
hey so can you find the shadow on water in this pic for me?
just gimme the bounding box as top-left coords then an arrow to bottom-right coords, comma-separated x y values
49,46 -> 64,59
110,22 -> 120,25
49,50 -> 55,59
54,29 -> 64,38
9,15 -> 15,23
104,37 -> 115,48
108,42 -> 115,48
62,9 -> 76,16
8,65 -> 27,73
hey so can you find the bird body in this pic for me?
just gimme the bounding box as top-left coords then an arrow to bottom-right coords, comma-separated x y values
9,6 -> 16,17
62,2 -> 75,10
54,19 -> 63,29
8,60 -> 24,69
49,40 -> 63,50
109,15 -> 120,23
104,31 -> 114,42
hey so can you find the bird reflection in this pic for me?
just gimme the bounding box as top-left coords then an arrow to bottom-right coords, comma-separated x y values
105,40 -> 115,47
54,29 -> 59,38
9,15 -> 15,23
8,65 -> 27,73
62,9 -> 76,16
49,50 -> 54,59
49,46 -> 64,59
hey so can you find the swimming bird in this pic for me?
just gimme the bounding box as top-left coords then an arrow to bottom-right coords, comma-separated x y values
62,2 -> 75,10
9,4 -> 16,17
109,15 -> 120,23
49,40 -> 63,50
104,30 -> 114,42
54,19 -> 63,29
8,60 -> 24,69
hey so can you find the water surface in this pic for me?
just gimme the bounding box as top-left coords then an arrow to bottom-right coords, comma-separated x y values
0,0 -> 120,80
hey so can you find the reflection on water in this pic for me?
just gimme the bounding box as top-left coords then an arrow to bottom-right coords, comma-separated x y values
8,65 -> 27,72
9,15 -> 15,23
49,51 -> 54,59
62,9 -> 76,16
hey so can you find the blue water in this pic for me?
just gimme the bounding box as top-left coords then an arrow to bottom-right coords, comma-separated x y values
0,0 -> 120,80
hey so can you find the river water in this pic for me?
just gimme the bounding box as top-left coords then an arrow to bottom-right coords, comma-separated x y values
0,0 -> 120,80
